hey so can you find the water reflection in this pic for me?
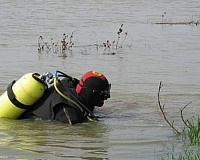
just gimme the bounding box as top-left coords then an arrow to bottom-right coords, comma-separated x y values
1,0 -> 200,159
0,118 -> 109,159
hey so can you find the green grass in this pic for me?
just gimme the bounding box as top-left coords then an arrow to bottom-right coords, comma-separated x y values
160,117 -> 200,160
177,117 -> 200,159
182,116 -> 200,145
178,147 -> 200,160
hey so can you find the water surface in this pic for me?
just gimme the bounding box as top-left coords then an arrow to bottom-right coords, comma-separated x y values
0,0 -> 200,159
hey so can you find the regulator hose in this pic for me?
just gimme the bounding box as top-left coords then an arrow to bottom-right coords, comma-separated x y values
54,70 -> 98,121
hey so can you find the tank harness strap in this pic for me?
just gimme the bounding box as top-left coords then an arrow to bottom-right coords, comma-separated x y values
7,80 -> 30,110
53,78 -> 85,114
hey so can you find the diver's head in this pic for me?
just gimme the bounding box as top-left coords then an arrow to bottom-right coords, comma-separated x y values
76,71 -> 111,108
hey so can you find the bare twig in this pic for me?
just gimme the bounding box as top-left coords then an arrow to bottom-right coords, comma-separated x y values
181,101 -> 192,129
116,24 -> 123,50
155,21 -> 199,25
157,81 -> 181,135
119,32 -> 128,48
38,36 -> 44,51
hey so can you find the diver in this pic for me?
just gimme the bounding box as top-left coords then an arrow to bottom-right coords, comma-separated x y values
19,70 -> 111,125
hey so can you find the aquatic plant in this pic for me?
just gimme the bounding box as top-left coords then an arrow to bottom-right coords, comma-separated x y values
155,21 -> 200,26
177,98 -> 200,146
157,81 -> 198,138
161,12 -> 167,24
38,35 -> 50,52
61,32 -> 74,52
158,81 -> 200,160
178,148 -> 200,160
116,24 -> 128,49
182,116 -> 200,145
38,32 -> 74,56
37,24 -> 130,57
102,40 -> 114,52
102,24 -> 128,54
161,146 -> 200,160
155,14 -> 200,26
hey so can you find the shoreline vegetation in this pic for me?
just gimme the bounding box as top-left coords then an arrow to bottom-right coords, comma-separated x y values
37,15 -> 200,58
153,12 -> 200,26
37,24 -> 128,57
155,20 -> 200,26
158,82 -> 200,159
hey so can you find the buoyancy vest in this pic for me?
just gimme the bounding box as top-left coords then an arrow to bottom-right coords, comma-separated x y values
20,78 -> 87,121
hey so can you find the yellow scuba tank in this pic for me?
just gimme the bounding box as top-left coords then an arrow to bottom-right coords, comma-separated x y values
0,73 -> 47,119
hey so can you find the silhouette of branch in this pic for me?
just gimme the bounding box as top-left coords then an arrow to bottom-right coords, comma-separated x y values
157,81 -> 181,135
181,101 -> 192,129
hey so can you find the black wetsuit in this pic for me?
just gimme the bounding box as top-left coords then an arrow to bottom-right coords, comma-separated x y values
20,78 -> 89,124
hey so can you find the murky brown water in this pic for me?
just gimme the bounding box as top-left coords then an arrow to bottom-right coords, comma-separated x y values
0,0 -> 200,159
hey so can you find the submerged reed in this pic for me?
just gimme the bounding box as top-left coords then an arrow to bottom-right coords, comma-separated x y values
173,117 -> 200,160
178,149 -> 200,160
157,82 -> 200,159
182,116 -> 200,145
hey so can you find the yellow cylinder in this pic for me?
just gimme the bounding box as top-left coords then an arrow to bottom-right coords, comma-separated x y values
0,73 -> 46,119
